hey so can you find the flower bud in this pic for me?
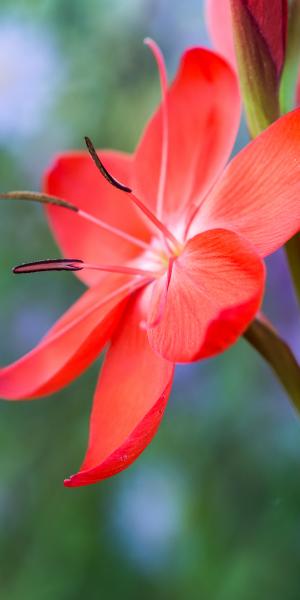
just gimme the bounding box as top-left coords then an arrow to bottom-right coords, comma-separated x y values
230,0 -> 288,137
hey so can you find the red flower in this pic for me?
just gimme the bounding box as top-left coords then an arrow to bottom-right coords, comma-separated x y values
0,41 -> 299,487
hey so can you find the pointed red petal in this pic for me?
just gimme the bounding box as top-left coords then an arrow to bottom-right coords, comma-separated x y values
64,291 -> 174,487
147,229 -> 265,363
0,275 -> 139,400
134,48 -> 240,223
44,151 -> 149,286
194,109 -> 300,257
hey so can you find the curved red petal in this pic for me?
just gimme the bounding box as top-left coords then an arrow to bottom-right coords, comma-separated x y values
147,229 -> 265,363
64,291 -> 174,487
194,109 -> 300,257
206,0 -> 236,68
0,274 -> 139,400
44,151 -> 149,286
133,47 -> 240,224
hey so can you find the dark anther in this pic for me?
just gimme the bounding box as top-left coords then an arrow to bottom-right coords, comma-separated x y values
13,258 -> 84,274
0,191 -> 78,212
84,136 -> 132,193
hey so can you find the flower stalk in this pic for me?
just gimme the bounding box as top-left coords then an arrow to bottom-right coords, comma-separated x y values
244,316 -> 300,411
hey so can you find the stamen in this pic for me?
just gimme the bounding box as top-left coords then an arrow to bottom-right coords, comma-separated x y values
0,189 -> 158,256
13,258 -> 161,279
144,38 -> 169,222
13,259 -> 84,274
129,192 -> 181,251
84,136 -> 181,252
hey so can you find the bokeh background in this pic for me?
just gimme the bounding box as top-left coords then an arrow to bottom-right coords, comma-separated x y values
0,1 -> 300,599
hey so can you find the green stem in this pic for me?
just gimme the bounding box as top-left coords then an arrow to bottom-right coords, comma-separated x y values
285,234 -> 300,306
244,317 -> 300,411
280,0 -> 300,113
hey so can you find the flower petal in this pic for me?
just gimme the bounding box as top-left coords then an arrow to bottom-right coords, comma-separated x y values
64,291 -> 174,487
44,151 -> 149,286
206,0 -> 236,68
133,48 -> 240,224
0,274 -> 140,400
194,109 -> 300,257
147,229 -> 265,362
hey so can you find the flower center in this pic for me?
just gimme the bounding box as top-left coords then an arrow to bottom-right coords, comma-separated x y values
3,38 -> 182,299
8,139 -> 182,283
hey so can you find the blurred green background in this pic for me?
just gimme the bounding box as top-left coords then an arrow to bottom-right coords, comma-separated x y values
0,1 -> 300,599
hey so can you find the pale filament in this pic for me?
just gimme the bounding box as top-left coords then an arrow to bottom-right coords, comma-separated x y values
81,262 -> 163,278
0,190 -> 165,260
77,209 -> 155,254
144,38 -> 169,223
83,136 -> 181,254
13,258 -> 163,279
128,192 -> 180,251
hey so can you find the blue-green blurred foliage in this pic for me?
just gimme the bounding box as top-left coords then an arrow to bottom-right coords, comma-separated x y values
0,1 -> 300,599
